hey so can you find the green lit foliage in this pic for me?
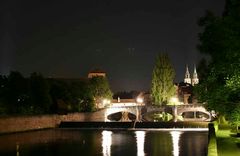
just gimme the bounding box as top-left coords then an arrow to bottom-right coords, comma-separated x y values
151,53 -> 176,106
89,76 -> 113,104
70,81 -> 95,112
228,104 -> 240,130
195,0 -> 240,126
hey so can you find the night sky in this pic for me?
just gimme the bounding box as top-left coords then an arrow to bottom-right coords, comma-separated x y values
0,0 -> 225,92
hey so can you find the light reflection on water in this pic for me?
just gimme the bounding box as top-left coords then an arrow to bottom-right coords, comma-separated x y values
102,131 -> 112,156
0,129 -> 208,156
16,143 -> 20,156
101,130 -> 146,156
135,131 -> 146,156
170,131 -> 182,156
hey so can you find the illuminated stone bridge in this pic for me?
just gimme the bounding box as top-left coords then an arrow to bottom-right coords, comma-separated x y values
104,101 -> 211,122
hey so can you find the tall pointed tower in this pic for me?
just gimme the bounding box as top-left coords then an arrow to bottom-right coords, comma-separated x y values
192,65 -> 199,86
184,65 -> 191,84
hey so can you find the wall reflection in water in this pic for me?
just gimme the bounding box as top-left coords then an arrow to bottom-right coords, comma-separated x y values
170,131 -> 182,156
102,130 -> 112,156
135,131 -> 146,156
16,143 -> 20,156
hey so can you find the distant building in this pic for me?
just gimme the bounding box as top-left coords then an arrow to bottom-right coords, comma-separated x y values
184,65 -> 199,86
88,69 -> 106,78
177,64 -> 199,104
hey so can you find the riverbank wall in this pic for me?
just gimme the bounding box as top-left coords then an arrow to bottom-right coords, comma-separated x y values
0,110 -> 105,134
0,110 -> 209,134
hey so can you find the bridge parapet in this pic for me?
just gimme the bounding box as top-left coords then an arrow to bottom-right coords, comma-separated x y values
146,106 -> 164,112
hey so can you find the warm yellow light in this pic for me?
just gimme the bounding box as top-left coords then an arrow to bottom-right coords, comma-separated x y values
169,97 -> 180,105
136,97 -> 144,103
103,99 -> 111,105
170,97 -> 178,103
103,99 -> 107,104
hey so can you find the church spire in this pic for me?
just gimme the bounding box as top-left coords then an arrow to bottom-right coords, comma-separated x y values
192,64 -> 199,86
184,65 -> 191,84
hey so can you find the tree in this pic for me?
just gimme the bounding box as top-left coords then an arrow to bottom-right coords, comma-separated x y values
0,75 -> 8,114
195,0 -> 240,125
70,81 -> 95,112
49,80 -> 72,113
151,53 -> 176,106
29,72 -> 52,114
4,71 -> 29,114
89,76 -> 113,109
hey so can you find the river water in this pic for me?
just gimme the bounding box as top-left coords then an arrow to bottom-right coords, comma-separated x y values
0,129 -> 208,156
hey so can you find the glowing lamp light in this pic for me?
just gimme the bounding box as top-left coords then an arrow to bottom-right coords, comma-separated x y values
103,99 -> 111,105
103,99 -> 107,105
170,97 -> 178,103
136,97 -> 144,103
169,97 -> 180,106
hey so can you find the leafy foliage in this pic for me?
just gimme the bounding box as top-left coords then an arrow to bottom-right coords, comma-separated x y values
195,0 -> 240,125
0,71 -> 113,115
29,72 -> 52,114
89,76 -> 113,108
151,53 -> 176,105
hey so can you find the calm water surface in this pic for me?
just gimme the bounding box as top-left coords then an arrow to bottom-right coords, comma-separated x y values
0,129 -> 208,156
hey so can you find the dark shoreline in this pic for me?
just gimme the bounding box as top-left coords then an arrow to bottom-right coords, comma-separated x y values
59,121 -> 209,129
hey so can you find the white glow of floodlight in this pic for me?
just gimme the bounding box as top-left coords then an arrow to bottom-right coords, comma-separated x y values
103,99 -> 111,105
102,130 -> 112,156
103,99 -> 107,105
170,97 -> 178,103
136,97 -> 143,103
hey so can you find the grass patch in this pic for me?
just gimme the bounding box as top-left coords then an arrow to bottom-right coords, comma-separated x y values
216,128 -> 240,156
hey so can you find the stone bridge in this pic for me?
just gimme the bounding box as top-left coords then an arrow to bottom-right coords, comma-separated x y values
102,103 -> 211,122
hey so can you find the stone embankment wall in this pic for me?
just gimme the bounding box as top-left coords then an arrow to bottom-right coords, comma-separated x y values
0,110 -> 106,134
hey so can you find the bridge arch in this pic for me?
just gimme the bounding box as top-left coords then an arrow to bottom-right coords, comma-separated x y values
104,106 -> 143,122
177,104 -> 212,121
